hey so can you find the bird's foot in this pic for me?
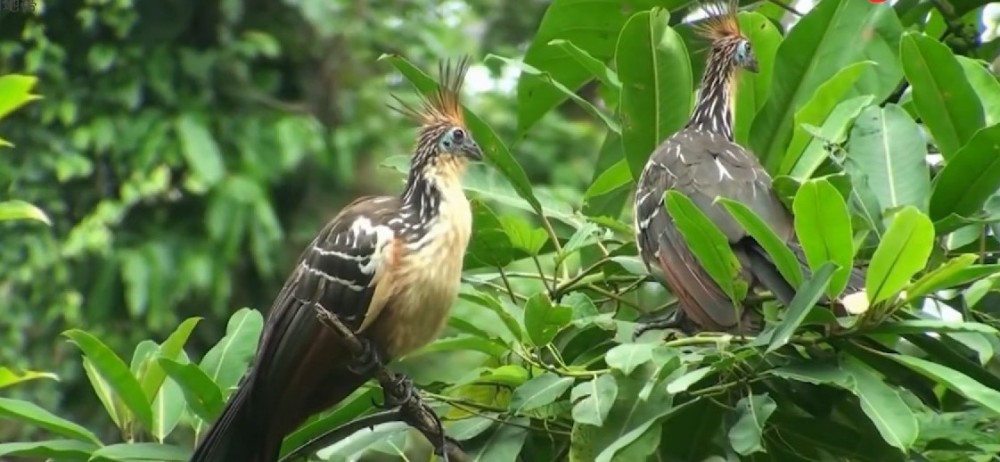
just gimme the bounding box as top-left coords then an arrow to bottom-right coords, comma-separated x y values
633,311 -> 686,340
347,335 -> 385,377
379,373 -> 415,409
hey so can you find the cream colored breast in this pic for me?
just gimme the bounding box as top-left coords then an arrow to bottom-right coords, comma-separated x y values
376,180 -> 472,358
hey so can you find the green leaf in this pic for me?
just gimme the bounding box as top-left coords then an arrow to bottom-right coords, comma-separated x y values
604,343 -> 656,376
585,159 -> 632,200
899,32 -> 985,159
728,393 -> 778,456
767,262 -> 838,353
792,178 -> 855,299
767,362 -> 851,387
664,190 -> 747,304
957,56 -> 1000,126
781,61 -> 876,175
467,199 -> 515,267
845,104 -> 931,216
90,442 -> 190,461
616,8 -> 693,179
460,289 -> 525,342
0,398 -> 102,445
571,374 -> 618,427
842,358 -> 919,451
465,416 -> 530,462
279,388 -> 380,458
0,368 -> 58,389
82,358 -> 123,429
717,198 -> 803,288
522,293 -> 572,346
380,54 -> 543,217
866,206 -> 935,305
158,358 -> 224,423
500,216 -> 548,256
880,353 -> 1000,416
928,124 -> 1000,222
150,377 -> 184,443
139,317 -> 201,403
789,95 -> 874,180
750,0 -> 904,172
733,12 -> 783,146
199,308 -> 263,392
509,372 -> 574,413
487,55 -> 619,133
864,320 -> 998,336
64,330 -> 154,432
517,0 -> 685,133
908,257 -> 999,301
0,74 -> 41,120
548,39 -> 622,102
0,200 -> 51,225
0,440 -> 97,459
665,366 -> 713,394
175,115 -> 226,187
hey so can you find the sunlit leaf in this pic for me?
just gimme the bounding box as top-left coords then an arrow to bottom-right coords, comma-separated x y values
64,330 -> 154,432
728,393 -> 778,456
792,178 -> 854,299
0,398 -> 102,445
866,206 -> 935,305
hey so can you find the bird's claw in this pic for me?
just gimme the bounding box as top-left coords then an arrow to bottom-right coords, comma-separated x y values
379,373 -> 415,409
634,310 -> 685,340
347,335 -> 385,377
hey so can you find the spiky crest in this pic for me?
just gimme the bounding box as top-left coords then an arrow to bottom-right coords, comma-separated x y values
694,0 -> 742,44
391,57 -> 470,129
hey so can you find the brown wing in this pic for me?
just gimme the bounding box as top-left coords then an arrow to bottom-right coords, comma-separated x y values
243,195 -> 403,447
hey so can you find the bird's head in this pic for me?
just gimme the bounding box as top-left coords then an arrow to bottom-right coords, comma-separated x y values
393,57 -> 484,175
696,1 -> 758,74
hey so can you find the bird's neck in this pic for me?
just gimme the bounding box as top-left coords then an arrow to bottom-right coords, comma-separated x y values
687,51 -> 737,140
400,155 -> 467,225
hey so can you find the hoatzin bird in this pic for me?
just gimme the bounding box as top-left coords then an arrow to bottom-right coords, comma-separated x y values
190,58 -> 483,462
633,3 -> 864,335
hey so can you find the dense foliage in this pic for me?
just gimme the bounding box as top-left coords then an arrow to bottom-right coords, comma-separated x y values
3,0 -> 1000,461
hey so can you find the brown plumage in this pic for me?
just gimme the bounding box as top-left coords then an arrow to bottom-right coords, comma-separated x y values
633,4 -> 863,334
190,58 -> 483,462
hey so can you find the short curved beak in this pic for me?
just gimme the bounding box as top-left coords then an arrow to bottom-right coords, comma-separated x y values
463,142 -> 484,161
746,57 -> 759,74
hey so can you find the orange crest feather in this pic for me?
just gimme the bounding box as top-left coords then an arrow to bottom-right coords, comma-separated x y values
392,57 -> 470,127
694,0 -> 743,42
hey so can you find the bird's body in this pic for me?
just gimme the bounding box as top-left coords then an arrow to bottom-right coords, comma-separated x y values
633,3 -> 861,333
190,59 -> 482,462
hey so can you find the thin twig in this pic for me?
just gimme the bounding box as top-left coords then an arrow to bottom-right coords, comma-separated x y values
312,305 -> 470,462
497,267 -> 518,303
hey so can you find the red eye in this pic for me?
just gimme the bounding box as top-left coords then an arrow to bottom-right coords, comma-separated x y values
452,128 -> 465,142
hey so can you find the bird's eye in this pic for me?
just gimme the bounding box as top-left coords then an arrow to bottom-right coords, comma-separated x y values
736,40 -> 752,62
452,128 -> 465,142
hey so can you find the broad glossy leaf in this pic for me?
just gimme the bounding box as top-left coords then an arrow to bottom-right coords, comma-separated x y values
900,32 -> 984,159
199,308 -> 263,393
64,330 -> 154,431
842,359 -> 919,451
846,104 -> 930,216
585,159 -> 631,200
90,442 -> 190,461
0,398 -> 101,444
380,54 -> 543,216
464,416 -> 530,462
929,123 -> 1000,222
460,289 -> 525,342
881,353 -> 1000,416
957,56 -> 1000,126
523,293 -> 572,346
666,366 -> 713,394
150,377 -> 184,443
718,198 -> 803,288
548,39 -> 622,104
767,362 -> 852,387
781,61 -> 875,175
866,206 -> 935,305
467,199 -> 515,268
0,200 -> 51,225
604,343 -> 656,376
517,0 -> 687,133
159,358 -> 224,423
571,374 -> 618,426
140,317 -> 201,403
279,388 -> 380,458
0,440 -> 97,459
0,74 -> 41,119
750,0 -> 904,172
509,372 -> 574,413
792,178 -> 855,299
728,393 -> 778,456
500,216 -> 548,256
767,262 -> 837,353
488,55 -> 619,132
734,12 -> 782,146
617,8 -> 693,179
665,190 -> 747,304
789,95 -> 873,180
864,319 -> 998,336
905,254 -> 980,300
176,115 -> 225,187
0,368 -> 57,389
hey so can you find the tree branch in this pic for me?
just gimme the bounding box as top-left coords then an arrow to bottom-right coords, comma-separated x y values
309,304 -> 470,462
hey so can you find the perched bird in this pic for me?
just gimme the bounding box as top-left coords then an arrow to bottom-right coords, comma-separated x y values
190,58 -> 483,462
633,3 -> 863,335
